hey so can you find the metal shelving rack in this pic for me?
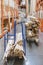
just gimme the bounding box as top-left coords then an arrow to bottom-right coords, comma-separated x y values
4,21 -> 26,55
36,0 -> 43,32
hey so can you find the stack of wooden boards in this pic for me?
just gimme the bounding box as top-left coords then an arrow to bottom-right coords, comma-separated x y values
3,33 -> 25,62
25,17 -> 39,46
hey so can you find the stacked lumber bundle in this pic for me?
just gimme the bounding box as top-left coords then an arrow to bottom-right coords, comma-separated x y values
14,40 -> 24,59
3,33 -> 25,61
25,17 -> 39,46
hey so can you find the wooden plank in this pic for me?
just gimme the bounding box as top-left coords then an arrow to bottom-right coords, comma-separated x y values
0,30 -> 7,38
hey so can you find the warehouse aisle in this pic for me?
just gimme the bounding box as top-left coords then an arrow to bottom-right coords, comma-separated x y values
0,24 -> 43,65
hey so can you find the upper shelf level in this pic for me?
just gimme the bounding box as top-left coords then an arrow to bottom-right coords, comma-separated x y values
0,0 -> 26,38
0,0 -> 19,38
36,0 -> 43,11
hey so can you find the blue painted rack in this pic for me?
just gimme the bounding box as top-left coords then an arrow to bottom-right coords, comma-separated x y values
4,21 -> 26,55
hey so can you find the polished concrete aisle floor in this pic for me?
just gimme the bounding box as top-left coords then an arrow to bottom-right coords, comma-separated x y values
0,24 -> 43,65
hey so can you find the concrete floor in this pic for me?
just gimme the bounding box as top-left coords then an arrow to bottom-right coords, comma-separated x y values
0,24 -> 43,65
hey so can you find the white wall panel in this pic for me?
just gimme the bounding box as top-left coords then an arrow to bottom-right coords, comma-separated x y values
30,0 -> 36,15
4,0 -> 14,8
